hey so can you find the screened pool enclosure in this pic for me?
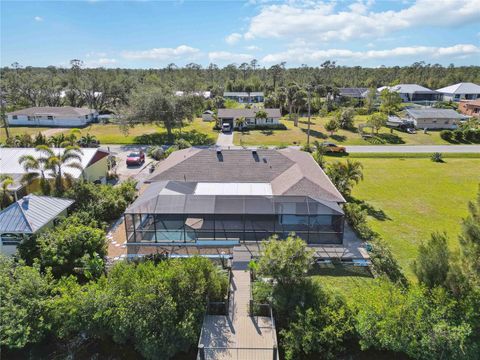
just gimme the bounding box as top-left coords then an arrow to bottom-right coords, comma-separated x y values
125,194 -> 344,245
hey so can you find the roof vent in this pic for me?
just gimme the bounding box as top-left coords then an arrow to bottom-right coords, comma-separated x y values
216,147 -> 222,155
251,148 -> 258,155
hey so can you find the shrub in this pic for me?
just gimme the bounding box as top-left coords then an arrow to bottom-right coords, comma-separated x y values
453,129 -> 464,142
431,152 -> 443,163
463,129 -> 478,142
301,143 -> 314,152
174,138 -> 191,149
238,123 -> 287,131
440,130 -> 453,142
147,146 -> 165,160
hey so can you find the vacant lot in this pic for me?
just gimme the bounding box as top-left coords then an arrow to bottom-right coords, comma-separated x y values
1,118 -> 219,144
235,116 -> 449,147
348,156 -> 480,278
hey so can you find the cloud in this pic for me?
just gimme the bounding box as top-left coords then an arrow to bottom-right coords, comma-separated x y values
245,45 -> 261,51
244,0 -> 480,42
34,16 -> 43,22
208,51 -> 254,62
225,33 -> 242,45
262,44 -> 480,64
84,58 -> 118,68
122,45 -> 200,61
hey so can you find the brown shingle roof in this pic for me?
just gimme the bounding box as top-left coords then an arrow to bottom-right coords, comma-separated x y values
218,108 -> 281,119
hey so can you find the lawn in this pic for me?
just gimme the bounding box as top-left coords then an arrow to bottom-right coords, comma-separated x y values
348,156 -> 480,278
0,126 -> 52,142
1,118 -> 219,145
234,115 -> 449,147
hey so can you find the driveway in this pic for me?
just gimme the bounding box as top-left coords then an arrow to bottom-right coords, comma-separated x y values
345,145 -> 480,153
216,132 -> 234,147
101,144 -> 154,184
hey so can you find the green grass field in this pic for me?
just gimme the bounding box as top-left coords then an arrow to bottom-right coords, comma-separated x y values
348,157 -> 480,278
1,118 -> 219,144
235,116 -> 449,147
0,126 -> 52,141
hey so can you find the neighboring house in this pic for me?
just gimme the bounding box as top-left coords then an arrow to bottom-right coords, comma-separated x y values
223,92 -> 264,103
217,108 -> 281,128
175,91 -> 212,99
0,147 -> 109,200
436,82 -> 480,102
458,99 -> 480,117
377,84 -> 441,102
0,195 -> 74,255
405,109 -> 466,129
124,147 -> 346,257
339,88 -> 369,99
7,106 -> 98,127
202,110 -> 215,122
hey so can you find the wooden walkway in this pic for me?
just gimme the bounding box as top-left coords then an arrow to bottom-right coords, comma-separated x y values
199,263 -> 278,360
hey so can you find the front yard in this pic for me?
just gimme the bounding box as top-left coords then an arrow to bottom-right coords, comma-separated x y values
347,156 -> 480,279
235,116 -> 449,147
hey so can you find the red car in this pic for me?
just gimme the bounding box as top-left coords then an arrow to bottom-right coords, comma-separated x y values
126,151 -> 145,166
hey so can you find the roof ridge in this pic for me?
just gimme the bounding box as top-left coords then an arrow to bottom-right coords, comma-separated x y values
16,196 -> 35,233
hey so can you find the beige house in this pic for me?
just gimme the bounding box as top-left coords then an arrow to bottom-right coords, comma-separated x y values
217,108 -> 281,129
0,195 -> 74,255
7,106 -> 97,127
405,109 -> 466,129
0,147 -> 109,200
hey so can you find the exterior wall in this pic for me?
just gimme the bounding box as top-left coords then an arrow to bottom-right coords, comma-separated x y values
0,208 -> 68,256
224,95 -> 264,103
7,113 -> 96,127
442,93 -> 480,102
235,117 -> 280,127
83,156 -> 108,182
412,117 -> 458,130
458,101 -> 480,117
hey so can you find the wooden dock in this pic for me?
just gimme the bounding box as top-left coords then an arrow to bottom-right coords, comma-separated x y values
198,268 -> 278,360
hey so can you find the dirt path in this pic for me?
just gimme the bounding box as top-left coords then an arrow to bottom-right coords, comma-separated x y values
41,128 -> 68,137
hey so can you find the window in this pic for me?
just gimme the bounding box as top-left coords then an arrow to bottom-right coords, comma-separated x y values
85,115 -> 89,119
266,118 -> 273,123
445,120 -> 449,124
47,116 -> 53,120
12,115 -> 17,119
247,118 -> 255,125
27,116 -> 33,121
432,120 -> 437,124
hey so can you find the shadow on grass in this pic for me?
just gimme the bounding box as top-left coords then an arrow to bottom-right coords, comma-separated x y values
330,134 -> 347,142
309,262 -> 374,278
348,197 -> 391,221
261,130 -> 274,136
325,152 -> 349,158
300,128 -> 328,139
365,133 -> 405,144
134,129 -> 215,146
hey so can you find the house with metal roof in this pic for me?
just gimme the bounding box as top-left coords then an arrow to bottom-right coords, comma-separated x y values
405,108 -> 466,129
339,88 -> 370,99
436,83 -> 480,102
223,92 -> 264,103
124,148 -> 346,255
377,84 -> 441,103
0,195 -> 74,255
7,106 -> 98,127
1,147 -> 109,200
217,108 -> 281,129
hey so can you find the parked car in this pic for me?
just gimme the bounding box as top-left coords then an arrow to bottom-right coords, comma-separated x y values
321,142 -> 347,153
222,123 -> 231,133
126,151 -> 145,166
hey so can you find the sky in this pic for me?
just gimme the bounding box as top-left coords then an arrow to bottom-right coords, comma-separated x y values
1,0 -> 479,69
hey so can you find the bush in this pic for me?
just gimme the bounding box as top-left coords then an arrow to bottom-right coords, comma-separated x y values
174,138 -> 191,149
301,143 -> 314,152
453,129 -> 464,142
440,130 -> 453,142
463,129 -> 478,142
237,123 -> 287,131
431,152 -> 443,163
147,146 -> 165,160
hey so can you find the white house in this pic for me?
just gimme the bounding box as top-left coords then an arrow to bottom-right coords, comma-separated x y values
175,90 -> 211,99
202,110 -> 215,122
405,109 -> 466,130
7,106 -> 97,127
1,147 -> 109,200
436,83 -> 480,102
0,195 -> 74,256
377,84 -> 441,102
223,92 -> 264,103
217,108 -> 281,128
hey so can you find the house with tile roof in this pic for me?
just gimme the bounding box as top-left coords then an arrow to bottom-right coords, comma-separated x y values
0,195 -> 74,255
436,83 -> 480,102
7,106 -> 98,127
458,99 -> 480,118
124,148 -> 346,256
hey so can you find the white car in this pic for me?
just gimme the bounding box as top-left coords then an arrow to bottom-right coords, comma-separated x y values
222,123 -> 231,133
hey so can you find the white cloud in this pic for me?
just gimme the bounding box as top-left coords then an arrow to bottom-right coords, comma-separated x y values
262,44 -> 480,64
245,45 -> 261,51
122,45 -> 200,61
245,0 -> 480,42
34,16 -> 43,22
84,58 -> 118,68
225,33 -> 242,45
208,51 -> 254,62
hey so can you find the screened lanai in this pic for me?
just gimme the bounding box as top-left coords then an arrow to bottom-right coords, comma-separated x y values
124,194 -> 344,245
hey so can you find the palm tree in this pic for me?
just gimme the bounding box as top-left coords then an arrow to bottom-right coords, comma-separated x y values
236,116 -> 246,131
37,145 -> 84,194
78,133 -> 98,147
0,175 -> 14,209
18,149 -> 51,194
326,160 -> 363,196
312,141 -> 326,168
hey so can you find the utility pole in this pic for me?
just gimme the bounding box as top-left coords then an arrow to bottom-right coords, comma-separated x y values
306,85 -> 312,147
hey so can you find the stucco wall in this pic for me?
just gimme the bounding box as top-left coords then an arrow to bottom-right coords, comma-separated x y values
83,156 -> 108,182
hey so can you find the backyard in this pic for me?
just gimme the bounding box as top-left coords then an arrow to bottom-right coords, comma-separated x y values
235,116 -> 450,147
345,156 -> 480,278
0,118 -> 219,144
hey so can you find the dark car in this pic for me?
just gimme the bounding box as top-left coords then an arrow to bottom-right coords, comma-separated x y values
126,151 -> 145,166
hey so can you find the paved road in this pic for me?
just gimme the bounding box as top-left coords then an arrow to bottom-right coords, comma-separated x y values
345,145 -> 480,153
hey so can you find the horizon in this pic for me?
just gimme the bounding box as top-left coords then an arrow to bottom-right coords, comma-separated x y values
1,0 -> 479,69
